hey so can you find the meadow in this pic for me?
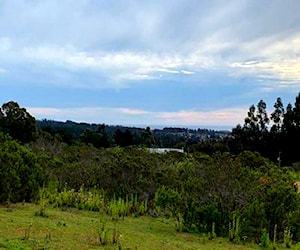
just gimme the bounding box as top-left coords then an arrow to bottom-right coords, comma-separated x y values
0,203 -> 280,250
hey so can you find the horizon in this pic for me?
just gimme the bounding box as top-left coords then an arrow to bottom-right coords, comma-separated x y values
1,1 -> 300,126
37,118 -> 233,132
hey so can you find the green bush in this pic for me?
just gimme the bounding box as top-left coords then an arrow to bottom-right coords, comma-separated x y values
0,133 -> 41,202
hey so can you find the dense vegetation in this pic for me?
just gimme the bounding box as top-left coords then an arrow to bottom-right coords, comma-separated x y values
0,93 -> 299,248
35,93 -> 300,166
36,119 -> 229,148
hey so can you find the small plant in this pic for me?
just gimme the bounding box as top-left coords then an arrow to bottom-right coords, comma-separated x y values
38,198 -> 48,217
112,224 -> 121,244
35,187 -> 48,217
23,223 -> 32,240
97,222 -> 109,245
260,228 -> 272,249
6,197 -> 12,212
44,229 -> 51,243
208,222 -> 217,240
175,213 -> 183,232
229,212 -> 241,244
43,229 -> 52,249
284,227 -> 293,248
273,224 -> 277,249
229,221 -> 233,241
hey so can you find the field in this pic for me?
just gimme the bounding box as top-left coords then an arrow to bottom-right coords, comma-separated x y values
0,203 -> 252,250
0,203 -> 297,250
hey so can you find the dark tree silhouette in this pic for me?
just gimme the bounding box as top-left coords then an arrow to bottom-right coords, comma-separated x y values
0,101 -> 37,143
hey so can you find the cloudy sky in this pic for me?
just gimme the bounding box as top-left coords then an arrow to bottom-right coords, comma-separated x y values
1,0 -> 299,129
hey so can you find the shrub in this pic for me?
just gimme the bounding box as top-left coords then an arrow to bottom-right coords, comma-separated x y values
0,133 -> 41,202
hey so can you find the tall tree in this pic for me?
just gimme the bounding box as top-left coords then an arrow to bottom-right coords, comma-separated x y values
80,126 -> 110,148
270,97 -> 284,133
141,126 -> 156,147
256,99 -> 269,133
279,93 -> 300,165
282,103 -> 295,133
0,101 -> 37,143
113,129 -> 134,147
293,92 -> 300,128
244,105 -> 258,132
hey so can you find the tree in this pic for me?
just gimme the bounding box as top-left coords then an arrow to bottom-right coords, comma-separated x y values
281,93 -> 300,165
80,127 -> 110,148
267,97 -> 285,163
293,92 -> 300,129
283,103 -> 295,133
0,101 -> 37,143
113,129 -> 134,147
141,127 -> 156,147
270,97 -> 284,133
244,105 -> 258,132
256,100 -> 269,133
242,104 -> 260,151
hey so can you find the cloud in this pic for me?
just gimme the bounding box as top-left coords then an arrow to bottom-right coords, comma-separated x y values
156,108 -> 247,126
228,34 -> 300,90
181,70 -> 194,75
118,108 -> 150,115
1,0 -> 300,120
13,44 -> 215,85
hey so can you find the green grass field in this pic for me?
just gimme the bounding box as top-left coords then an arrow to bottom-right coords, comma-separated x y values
0,203 -> 297,250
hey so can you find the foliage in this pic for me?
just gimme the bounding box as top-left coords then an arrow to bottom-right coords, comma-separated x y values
230,92 -> 300,165
229,212 -> 241,244
0,101 -> 37,143
80,124 -> 110,148
260,228 -> 272,249
0,132 -> 41,202
1,94 -> 300,248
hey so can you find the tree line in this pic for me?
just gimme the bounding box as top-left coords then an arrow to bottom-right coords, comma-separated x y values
2,94 -> 299,166
228,93 -> 300,166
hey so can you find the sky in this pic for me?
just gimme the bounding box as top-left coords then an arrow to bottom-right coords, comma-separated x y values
0,0 -> 300,130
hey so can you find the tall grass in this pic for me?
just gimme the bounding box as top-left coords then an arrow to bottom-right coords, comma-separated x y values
39,185 -> 148,219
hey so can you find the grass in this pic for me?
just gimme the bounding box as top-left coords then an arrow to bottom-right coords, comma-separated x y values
0,203 -> 297,250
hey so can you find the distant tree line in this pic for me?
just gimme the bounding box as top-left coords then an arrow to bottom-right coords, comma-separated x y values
0,93 -> 299,166
37,120 -> 229,149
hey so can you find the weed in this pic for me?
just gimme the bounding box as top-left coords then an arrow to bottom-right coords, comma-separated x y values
97,221 -> 110,245
112,224 -> 121,244
175,213 -> 183,232
6,197 -> 12,212
208,222 -> 217,240
35,186 -> 49,217
229,212 -> 241,244
260,228 -> 272,249
35,198 -> 48,217
22,223 -> 32,240
272,224 -> 277,249
284,227 -> 293,248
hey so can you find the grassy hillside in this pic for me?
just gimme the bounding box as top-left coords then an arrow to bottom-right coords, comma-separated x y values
0,203 -> 264,250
